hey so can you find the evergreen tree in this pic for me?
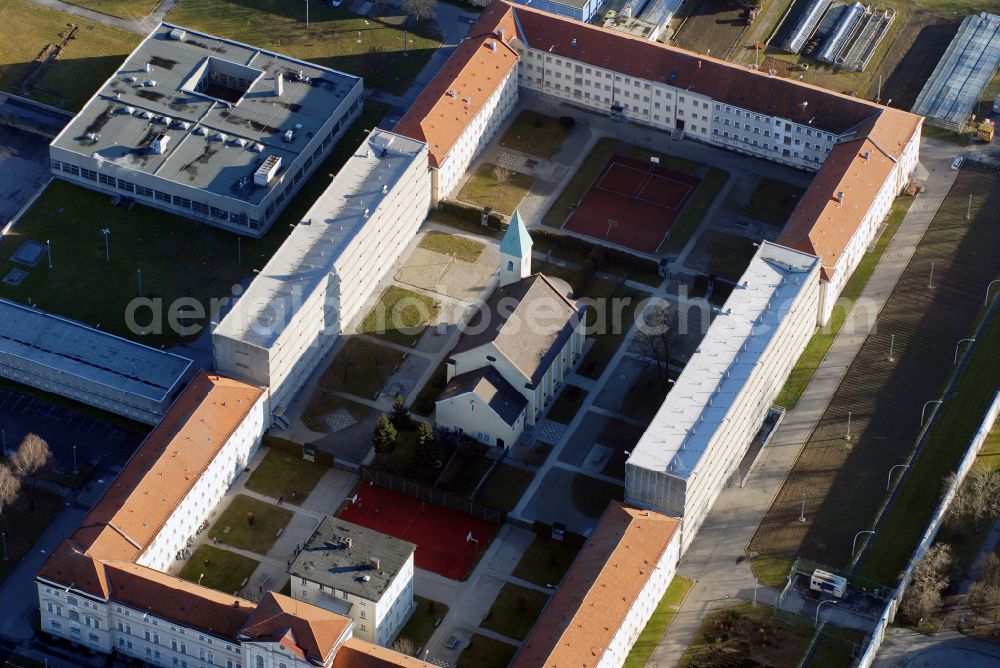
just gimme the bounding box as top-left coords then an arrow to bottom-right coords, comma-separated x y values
373,413 -> 398,453
391,394 -> 411,429
415,422 -> 436,469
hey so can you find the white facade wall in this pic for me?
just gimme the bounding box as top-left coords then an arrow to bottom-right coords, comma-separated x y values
596,532 -> 681,668
214,139 -> 431,411
293,554 -> 414,646
626,261 -> 820,552
517,47 -> 848,172
435,67 -> 519,203
138,393 -> 268,571
435,390 -> 526,447
37,586 -> 246,668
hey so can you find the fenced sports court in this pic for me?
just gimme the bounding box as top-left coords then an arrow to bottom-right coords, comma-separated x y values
563,154 -> 701,254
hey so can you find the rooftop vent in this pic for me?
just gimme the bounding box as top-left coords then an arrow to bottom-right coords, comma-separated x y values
447,90 -> 456,98
251,142 -> 264,152
194,126 -> 208,136
254,155 -> 282,186
274,72 -> 283,97
151,133 -> 170,155
124,76 -> 138,84
369,557 -> 381,570
144,62 -> 152,73
571,38 -> 577,46
487,41 -> 496,51
168,28 -> 186,41
139,110 -> 153,120
157,115 -> 171,125
144,80 -> 158,87
862,150 -> 871,161
463,97 -> 472,104
232,137 -> 247,148
283,129 -> 294,143
175,120 -> 191,130
836,191 -> 845,203
214,131 -> 228,142
118,106 -> 134,115
498,27 -> 506,41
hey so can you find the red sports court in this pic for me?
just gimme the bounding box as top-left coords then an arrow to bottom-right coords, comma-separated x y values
338,484 -> 497,581
563,154 -> 701,254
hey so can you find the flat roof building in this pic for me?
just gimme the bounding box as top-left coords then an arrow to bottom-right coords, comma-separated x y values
214,129 -> 430,412
50,23 -> 363,237
290,517 -> 416,646
0,298 -> 191,424
626,243 -> 821,549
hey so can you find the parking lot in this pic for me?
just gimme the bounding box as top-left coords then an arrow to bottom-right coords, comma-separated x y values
0,388 -> 146,475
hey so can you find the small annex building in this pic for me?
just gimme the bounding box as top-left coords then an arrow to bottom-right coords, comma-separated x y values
435,212 -> 586,448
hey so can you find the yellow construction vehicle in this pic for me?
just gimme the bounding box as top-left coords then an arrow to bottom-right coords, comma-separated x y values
978,119 -> 995,143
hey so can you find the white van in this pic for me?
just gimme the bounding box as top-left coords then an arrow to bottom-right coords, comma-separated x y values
952,156 -> 965,171
810,569 -> 847,599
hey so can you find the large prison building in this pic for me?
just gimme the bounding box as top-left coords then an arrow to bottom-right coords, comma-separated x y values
49,23 -> 363,237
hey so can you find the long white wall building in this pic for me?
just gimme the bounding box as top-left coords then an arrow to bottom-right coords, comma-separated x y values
625,243 -> 821,550
213,129 -> 430,413
395,0 -> 923,326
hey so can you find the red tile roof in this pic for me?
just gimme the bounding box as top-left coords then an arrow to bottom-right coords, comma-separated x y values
242,592 -> 353,663
512,502 -> 680,668
332,638 -> 434,667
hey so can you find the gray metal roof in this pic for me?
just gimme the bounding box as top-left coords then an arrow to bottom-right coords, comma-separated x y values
627,242 -> 819,480
438,367 -> 527,425
289,517 -> 416,602
0,299 -> 191,403
51,23 -> 360,204
214,129 -> 427,348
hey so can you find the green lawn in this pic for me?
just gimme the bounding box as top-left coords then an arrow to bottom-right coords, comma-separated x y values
457,163 -> 537,215
542,138 -> 621,228
394,596 -> 448,655
0,489 -> 65,583
1,102 -> 388,348
456,634 -> 517,668
0,0 -> 140,110
178,545 -> 259,596
498,111 -> 572,159
976,424 -> 1000,473
775,197 -> 914,409
700,231 -> 760,282
427,203 -> 504,240
359,285 -> 439,347
749,554 -> 795,588
738,177 -> 806,228
411,362 -> 447,417
512,535 -> 581,587
308,337 -> 406,402
244,447 -> 328,504
208,494 -> 294,555
620,362 -> 672,423
59,0 -> 159,19
418,231 -> 485,263
166,0 -> 441,95
476,463 -> 534,512
624,576 -> 694,668
545,384 -> 588,424
480,583 -> 550,640
664,168 -> 731,254
858,304 -> 1000,586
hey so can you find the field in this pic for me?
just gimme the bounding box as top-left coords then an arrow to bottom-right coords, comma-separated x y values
457,162 -> 537,215
563,154 -> 701,254
479,583 -> 549,640
59,0 -> 159,20
498,111 -> 572,159
418,232 -> 485,264
735,177 -> 805,228
696,230 -> 760,282
178,545 -> 259,596
0,102 -> 389,347
359,286 -> 439,347
0,0 -> 140,110
166,0 -> 441,95
776,197 -> 913,409
751,165 -> 1000,574
511,535 -> 580,587
456,634 -> 517,668
475,463 -> 534,512
244,447 -> 328,503
208,494 -> 294,554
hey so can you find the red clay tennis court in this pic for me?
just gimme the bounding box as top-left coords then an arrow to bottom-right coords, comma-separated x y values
337,484 -> 497,581
564,154 -> 702,254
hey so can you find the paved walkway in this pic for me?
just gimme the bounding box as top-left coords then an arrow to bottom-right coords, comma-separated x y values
646,136 -> 963,667
24,0 -> 177,33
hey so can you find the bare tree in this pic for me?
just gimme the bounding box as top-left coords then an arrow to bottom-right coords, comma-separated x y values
401,0 -> 434,23
946,469 -> 1000,533
0,464 -> 21,520
970,553 -> 1000,630
899,543 -> 952,625
636,300 -> 673,386
11,433 -> 52,510
392,636 -> 417,656
493,162 -> 513,198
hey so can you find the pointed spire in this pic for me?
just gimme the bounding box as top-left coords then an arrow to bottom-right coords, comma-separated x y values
500,210 -> 533,259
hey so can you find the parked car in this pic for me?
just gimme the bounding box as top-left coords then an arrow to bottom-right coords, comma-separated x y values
951,155 -> 965,171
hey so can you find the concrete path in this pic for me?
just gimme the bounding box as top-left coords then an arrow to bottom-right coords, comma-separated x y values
23,0 -> 177,34
645,136 -> 962,667
872,627 -> 1000,668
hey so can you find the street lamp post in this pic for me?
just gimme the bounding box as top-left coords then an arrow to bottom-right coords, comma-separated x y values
1,528 -> 7,561
46,239 -> 52,269
887,463 -> 908,490
844,411 -> 852,441
852,530 -> 875,557
815,599 -> 839,627
72,444 -> 79,475
102,228 -> 111,263
305,0 -> 309,29
928,261 -> 934,289
887,334 -> 895,362
987,280 -> 1000,308
798,493 -> 806,523
921,399 -> 943,427
954,338 -> 976,365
